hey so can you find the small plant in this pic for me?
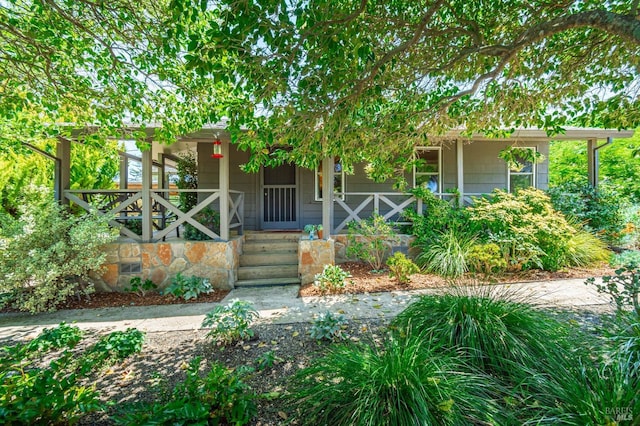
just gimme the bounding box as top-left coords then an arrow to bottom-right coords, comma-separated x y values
124,276 -> 157,297
25,321 -> 84,353
586,264 -> 640,315
89,328 -> 146,362
386,252 -> 419,284
202,299 -> 259,345
115,357 -> 256,425
255,350 -> 283,371
346,213 -> 398,271
466,243 -> 507,276
310,311 -> 348,341
163,273 -> 213,301
314,264 -> 349,293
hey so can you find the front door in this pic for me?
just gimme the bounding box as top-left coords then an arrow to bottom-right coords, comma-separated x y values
261,163 -> 299,229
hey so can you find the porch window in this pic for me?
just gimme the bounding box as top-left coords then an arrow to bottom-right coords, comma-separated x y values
507,147 -> 537,192
413,147 -> 441,193
315,158 -> 345,201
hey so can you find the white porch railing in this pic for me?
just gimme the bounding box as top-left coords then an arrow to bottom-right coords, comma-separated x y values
64,189 -> 244,242
332,191 -> 484,233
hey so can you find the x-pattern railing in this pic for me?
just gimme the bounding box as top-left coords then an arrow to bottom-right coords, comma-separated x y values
65,189 -> 244,242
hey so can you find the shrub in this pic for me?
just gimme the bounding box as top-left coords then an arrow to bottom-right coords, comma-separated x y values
346,213 -> 397,270
404,186 -> 470,246
183,207 -> 221,240
0,189 -> 119,313
286,335 -> 492,425
548,181 -> 627,245
386,251 -> 419,284
309,311 -> 348,341
115,357 -> 256,425
611,249 -> 640,267
163,273 -> 213,301
124,276 -> 157,297
415,228 -> 475,278
313,264 -> 349,293
202,299 -> 259,345
466,243 -> 507,275
392,290 -> 572,376
469,188 -> 606,271
586,264 -> 640,315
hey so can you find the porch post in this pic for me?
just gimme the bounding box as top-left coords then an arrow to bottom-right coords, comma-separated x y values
456,139 -> 464,207
141,147 -> 153,242
587,139 -> 596,186
56,137 -> 71,204
219,140 -> 230,241
321,156 -> 334,237
119,153 -> 128,189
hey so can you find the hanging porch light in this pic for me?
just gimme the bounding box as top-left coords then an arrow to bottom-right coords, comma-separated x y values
211,138 -> 223,158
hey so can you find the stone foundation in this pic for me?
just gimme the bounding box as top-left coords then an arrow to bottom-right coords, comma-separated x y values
298,237 -> 335,285
96,237 -> 242,292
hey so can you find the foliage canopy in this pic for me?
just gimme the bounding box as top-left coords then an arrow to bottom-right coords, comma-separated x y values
1,0 -> 639,174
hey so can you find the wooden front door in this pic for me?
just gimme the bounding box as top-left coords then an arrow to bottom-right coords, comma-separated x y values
261,163 -> 299,229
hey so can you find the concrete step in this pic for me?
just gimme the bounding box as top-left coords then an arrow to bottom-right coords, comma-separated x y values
244,232 -> 301,242
243,241 -> 298,253
237,265 -> 299,281
235,277 -> 302,287
239,251 -> 298,267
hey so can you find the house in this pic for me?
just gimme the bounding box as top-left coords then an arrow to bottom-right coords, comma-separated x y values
57,126 -> 634,290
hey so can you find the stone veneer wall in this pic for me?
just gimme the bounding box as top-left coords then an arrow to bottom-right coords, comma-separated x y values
97,237 -> 242,292
298,238 -> 335,285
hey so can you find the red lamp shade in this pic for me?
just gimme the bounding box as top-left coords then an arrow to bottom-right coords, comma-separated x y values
211,139 -> 223,159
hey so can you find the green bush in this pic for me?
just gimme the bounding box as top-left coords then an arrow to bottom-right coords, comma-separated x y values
586,264 -> 640,315
548,181 -> 627,245
386,251 -> 420,284
469,188 -> 609,271
611,249 -> 640,267
163,273 -> 213,301
404,186 -> 470,246
0,189 -> 118,313
466,243 -> 507,275
415,228 -> 475,278
346,213 -> 397,271
115,357 -> 256,425
313,264 -> 349,293
392,291 -> 572,376
202,299 -> 259,346
309,311 -> 348,341
286,335 -> 492,425
182,207 -> 221,240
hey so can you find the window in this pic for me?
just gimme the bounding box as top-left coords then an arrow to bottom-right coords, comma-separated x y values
507,147 -> 537,192
413,147 -> 441,193
315,158 -> 345,201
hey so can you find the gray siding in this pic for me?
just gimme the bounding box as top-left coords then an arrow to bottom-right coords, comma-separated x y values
197,140 -> 550,230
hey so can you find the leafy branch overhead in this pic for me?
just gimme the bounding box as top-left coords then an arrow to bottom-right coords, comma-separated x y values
1,0 -> 639,174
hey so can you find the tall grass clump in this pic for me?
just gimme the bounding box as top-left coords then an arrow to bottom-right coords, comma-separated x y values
286,335 -> 494,425
392,289 -> 573,376
415,229 -> 475,278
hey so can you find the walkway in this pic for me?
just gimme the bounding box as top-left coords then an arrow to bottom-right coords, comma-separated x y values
0,278 -> 612,341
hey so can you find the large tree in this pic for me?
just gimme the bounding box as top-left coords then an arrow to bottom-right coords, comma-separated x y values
1,0 -> 639,177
